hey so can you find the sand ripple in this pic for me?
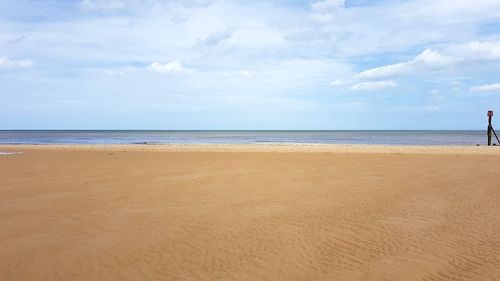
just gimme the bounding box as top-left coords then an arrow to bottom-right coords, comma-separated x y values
1,149 -> 500,280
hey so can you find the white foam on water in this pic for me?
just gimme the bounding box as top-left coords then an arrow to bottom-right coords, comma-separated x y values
0,152 -> 22,155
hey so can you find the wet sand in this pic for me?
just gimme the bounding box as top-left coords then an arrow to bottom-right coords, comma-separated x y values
1,145 -> 500,280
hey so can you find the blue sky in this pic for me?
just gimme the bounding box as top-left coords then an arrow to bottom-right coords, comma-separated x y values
1,0 -> 500,129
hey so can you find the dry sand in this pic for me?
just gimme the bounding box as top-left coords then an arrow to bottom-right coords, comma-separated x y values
1,145 -> 500,281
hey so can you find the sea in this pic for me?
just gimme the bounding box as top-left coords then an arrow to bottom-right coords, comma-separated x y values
0,130 -> 489,146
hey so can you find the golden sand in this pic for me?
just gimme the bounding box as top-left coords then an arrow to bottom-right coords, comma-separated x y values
1,145 -> 500,280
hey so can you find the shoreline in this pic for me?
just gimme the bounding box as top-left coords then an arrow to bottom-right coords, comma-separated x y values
1,143 -> 500,155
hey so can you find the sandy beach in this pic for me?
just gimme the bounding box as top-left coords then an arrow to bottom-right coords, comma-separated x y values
1,145 -> 500,281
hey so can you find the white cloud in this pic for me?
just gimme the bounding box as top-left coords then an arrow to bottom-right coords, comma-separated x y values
226,28 -> 285,49
329,79 -> 347,86
149,61 -> 192,74
446,41 -> 500,61
413,49 -> 457,69
309,0 -> 345,23
312,0 -> 345,13
469,83 -> 500,92
356,62 -> 409,79
350,80 -> 397,91
0,56 -> 32,69
239,70 -> 253,77
356,41 -> 500,79
356,49 -> 456,79
105,65 -> 137,75
80,0 -> 124,11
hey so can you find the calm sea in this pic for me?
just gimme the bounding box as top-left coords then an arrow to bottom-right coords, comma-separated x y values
0,130 -> 488,146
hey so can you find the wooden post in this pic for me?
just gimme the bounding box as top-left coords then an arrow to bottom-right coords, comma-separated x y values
488,110 -> 493,146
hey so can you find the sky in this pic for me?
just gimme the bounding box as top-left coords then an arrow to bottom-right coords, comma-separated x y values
1,0 -> 500,130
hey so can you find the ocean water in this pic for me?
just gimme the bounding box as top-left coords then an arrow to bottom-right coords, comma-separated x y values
0,130 -> 489,146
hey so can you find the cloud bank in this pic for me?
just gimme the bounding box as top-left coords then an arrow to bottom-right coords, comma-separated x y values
1,0 -> 500,129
